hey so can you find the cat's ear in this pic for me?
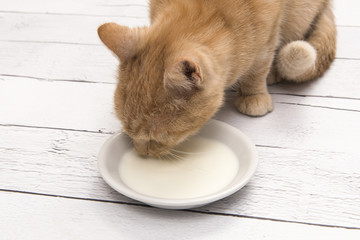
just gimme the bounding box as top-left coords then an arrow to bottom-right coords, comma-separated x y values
97,23 -> 144,62
164,59 -> 203,98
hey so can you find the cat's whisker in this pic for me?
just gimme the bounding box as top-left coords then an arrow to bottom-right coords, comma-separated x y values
170,150 -> 192,158
167,151 -> 187,161
171,148 -> 213,155
162,154 -> 171,161
167,154 -> 180,162
166,151 -> 181,160
162,152 -> 173,161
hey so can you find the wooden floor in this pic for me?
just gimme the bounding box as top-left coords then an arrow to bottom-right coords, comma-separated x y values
1,0 -> 360,239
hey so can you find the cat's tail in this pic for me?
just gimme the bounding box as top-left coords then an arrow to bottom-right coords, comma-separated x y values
276,5 -> 336,82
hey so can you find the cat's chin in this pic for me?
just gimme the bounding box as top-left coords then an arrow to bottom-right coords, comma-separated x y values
138,149 -> 171,159
149,151 -> 172,159
133,140 -> 173,158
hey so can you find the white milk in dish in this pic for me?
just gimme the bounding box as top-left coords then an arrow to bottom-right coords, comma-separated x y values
119,136 -> 239,199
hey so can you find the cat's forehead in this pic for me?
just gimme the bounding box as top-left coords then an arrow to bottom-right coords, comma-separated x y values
123,42 -> 166,75
142,45 -> 166,67
120,54 -> 167,98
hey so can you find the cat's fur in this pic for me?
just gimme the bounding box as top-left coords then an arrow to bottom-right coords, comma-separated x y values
98,0 -> 336,157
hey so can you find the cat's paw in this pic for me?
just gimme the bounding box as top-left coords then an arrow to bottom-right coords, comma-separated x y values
235,93 -> 273,116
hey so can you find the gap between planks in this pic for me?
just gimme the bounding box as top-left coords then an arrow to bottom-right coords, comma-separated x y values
1,188 -> 359,231
0,123 -> 302,151
0,123 -> 114,135
0,73 -> 114,85
0,10 -> 147,19
1,73 -> 359,103
0,39 -> 102,46
0,39 -> 357,61
0,10 -> 358,27
276,102 -> 360,113
270,93 -> 360,101
96,4 -> 148,8
0,123 -> 355,153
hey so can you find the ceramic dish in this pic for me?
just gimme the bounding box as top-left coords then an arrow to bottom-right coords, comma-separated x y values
98,119 -> 258,209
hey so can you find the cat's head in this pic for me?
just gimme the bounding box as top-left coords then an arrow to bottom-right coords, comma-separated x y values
98,23 -> 224,157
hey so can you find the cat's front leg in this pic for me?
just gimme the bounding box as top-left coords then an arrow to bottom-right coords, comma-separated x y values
235,61 -> 274,117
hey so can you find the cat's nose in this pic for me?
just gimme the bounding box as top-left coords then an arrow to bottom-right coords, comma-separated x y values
133,140 -> 149,157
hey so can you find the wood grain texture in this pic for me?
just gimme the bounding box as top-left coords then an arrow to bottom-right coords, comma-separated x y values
1,77 -> 359,153
0,42 -> 117,83
268,60 -> 360,100
337,26 -> 360,59
1,0 -> 358,26
0,76 -> 121,132
2,191 -> 359,240
0,13 -> 148,45
0,192 -> 360,240
0,0 -> 149,18
0,13 -> 357,59
216,92 -> 360,153
1,125 -> 359,228
0,44 -> 359,97
272,94 -> 360,112
333,0 -> 360,26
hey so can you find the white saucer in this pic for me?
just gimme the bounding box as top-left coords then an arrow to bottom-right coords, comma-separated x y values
98,119 -> 258,209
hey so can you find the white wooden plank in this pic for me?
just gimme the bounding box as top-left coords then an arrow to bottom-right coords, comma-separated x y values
0,39 -> 359,96
0,77 -> 121,133
2,191 -> 359,240
334,0 -> 360,26
0,127 -> 115,200
268,59 -> 360,99
1,77 -> 359,153
337,26 -> 360,59
0,42 -> 118,83
0,13 -> 357,59
216,91 -> 360,153
271,94 -> 360,112
1,125 -> 359,228
0,13 -> 148,45
0,0 -> 149,18
0,0 -> 357,26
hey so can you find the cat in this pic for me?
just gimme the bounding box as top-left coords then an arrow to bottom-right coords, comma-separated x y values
98,0 -> 336,157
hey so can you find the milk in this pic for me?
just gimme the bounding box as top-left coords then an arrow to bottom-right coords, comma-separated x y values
119,136 -> 239,199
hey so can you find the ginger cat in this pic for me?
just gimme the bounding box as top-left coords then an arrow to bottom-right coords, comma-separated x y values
98,0 -> 336,157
